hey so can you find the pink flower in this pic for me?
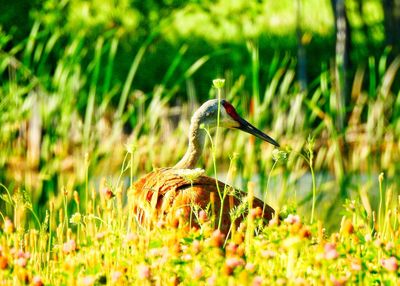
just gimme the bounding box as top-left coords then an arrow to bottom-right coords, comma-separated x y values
324,243 -> 339,260
294,277 -> 307,285
13,250 -> 30,268
111,271 -> 123,283
284,214 -> 300,224
330,274 -> 348,286
78,275 -> 96,286
381,257 -> 398,272
124,233 -> 137,245
245,262 -> 256,272
374,239 -> 383,247
175,208 -> 187,218
149,246 -> 168,258
192,240 -> 201,254
193,263 -> 203,280
210,230 -> 225,247
199,210 -> 208,223
351,261 -> 362,271
156,219 -> 166,228
385,242 -> 395,251
182,254 -> 192,261
206,274 -> 217,285
250,207 -> 263,219
137,264 -> 151,279
63,239 -> 77,254
252,276 -> 263,286
15,257 -> 27,267
225,242 -> 238,256
32,276 -> 44,286
225,257 -> 245,268
261,250 -> 276,259
16,250 -> 30,259
268,217 -> 279,226
96,232 -> 106,240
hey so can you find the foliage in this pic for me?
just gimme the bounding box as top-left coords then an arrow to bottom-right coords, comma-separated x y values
1,0 -> 396,101
0,1 -> 400,283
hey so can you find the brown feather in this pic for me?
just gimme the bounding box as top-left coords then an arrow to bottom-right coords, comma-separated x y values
129,168 -> 275,233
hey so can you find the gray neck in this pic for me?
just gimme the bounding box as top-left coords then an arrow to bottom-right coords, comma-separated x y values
173,117 -> 206,169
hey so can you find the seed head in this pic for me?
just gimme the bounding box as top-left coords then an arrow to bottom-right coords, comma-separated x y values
272,149 -> 288,163
70,212 -> 82,224
212,78 -> 225,89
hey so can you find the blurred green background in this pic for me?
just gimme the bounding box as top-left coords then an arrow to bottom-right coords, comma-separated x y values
2,0 -> 398,99
1,0 -> 400,227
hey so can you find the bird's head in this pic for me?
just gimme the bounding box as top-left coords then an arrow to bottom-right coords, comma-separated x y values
195,99 -> 280,147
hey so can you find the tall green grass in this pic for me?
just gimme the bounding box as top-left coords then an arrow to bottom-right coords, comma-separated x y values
1,4 -> 400,284
1,21 -> 399,229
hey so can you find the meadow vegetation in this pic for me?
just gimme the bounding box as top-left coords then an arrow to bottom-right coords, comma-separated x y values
1,0 -> 400,284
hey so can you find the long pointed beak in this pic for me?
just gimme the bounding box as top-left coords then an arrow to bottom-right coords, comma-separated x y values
236,117 -> 280,147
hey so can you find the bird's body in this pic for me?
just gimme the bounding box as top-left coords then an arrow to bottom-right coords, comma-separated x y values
130,99 -> 279,233
130,168 -> 275,233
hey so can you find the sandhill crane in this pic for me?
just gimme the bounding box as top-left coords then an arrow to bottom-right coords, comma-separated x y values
130,99 -> 279,233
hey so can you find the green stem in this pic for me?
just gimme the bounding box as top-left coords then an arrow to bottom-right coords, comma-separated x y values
30,209 -> 41,230
63,188 -> 69,233
190,180 -> 194,229
85,153 -> 89,214
202,127 -> 224,228
310,159 -> 316,224
378,173 -> 384,231
116,152 -> 130,189
0,183 -> 14,207
130,150 -> 134,189
77,200 -> 81,245
47,209 -> 52,277
215,88 -> 224,229
263,160 -> 278,216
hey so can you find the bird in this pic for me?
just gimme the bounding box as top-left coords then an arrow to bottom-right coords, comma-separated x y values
129,99 -> 280,233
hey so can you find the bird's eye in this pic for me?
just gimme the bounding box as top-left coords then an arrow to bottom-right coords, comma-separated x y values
222,101 -> 240,121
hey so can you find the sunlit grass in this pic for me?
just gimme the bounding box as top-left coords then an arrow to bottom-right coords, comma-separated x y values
1,42 -> 399,224
0,172 -> 399,285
